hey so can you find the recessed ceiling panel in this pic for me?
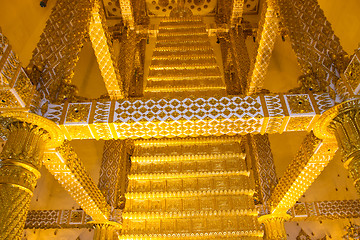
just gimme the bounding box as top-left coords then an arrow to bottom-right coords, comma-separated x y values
146,0 -> 217,16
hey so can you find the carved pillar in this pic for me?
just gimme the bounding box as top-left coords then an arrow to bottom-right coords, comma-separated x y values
96,139 -> 134,239
258,213 -> 291,240
331,106 -> 360,194
315,99 -> 360,195
0,122 -> 49,239
246,134 -> 278,210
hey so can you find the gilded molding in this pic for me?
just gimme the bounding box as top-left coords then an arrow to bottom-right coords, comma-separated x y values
289,199 -> 360,221
25,199 -> 360,229
0,111 -> 64,148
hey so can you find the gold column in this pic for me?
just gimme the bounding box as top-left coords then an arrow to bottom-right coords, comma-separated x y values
314,99 -> 360,195
258,213 -> 291,240
0,122 -> 49,239
92,222 -> 122,240
330,105 -> 360,194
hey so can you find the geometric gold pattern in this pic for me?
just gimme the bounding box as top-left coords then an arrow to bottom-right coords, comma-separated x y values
44,143 -> 110,222
0,30 -> 35,111
41,93 -> 334,140
246,0 -> 279,95
268,133 -> 338,214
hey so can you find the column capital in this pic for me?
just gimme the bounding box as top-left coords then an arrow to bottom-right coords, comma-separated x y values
90,221 -> 122,240
314,98 -> 360,194
258,213 -> 291,240
314,98 -> 360,140
0,111 -> 64,148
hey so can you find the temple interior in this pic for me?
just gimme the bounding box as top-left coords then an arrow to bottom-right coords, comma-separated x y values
0,0 -> 360,239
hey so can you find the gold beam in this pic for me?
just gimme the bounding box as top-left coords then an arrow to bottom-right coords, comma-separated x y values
268,132 -> 338,214
44,142 -> 110,222
41,93 -> 333,140
246,134 -> 278,208
89,1 -> 124,99
246,0 -> 279,95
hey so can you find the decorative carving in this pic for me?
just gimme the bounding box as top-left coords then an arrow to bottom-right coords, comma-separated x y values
25,210 -> 92,229
277,0 -> 347,101
44,142 -> 110,221
0,122 -> 48,239
246,0 -> 279,95
285,95 -> 314,114
268,132 -> 337,214
314,99 -> 360,195
0,29 -> 35,111
330,105 -> 360,194
28,0 -> 93,102
219,26 -> 250,95
89,0 -> 125,99
41,93 -> 334,140
92,221 -> 122,240
99,139 -> 134,222
344,55 -> 360,94
246,134 -> 277,209
343,222 -> 360,240
258,213 -> 291,240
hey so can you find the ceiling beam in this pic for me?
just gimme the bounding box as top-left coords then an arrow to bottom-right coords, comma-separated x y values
89,1 -> 124,99
44,142 -> 110,222
41,93 -> 334,140
246,0 -> 279,95
268,132 -> 338,214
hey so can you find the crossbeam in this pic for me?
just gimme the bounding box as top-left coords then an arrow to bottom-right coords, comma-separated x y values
44,142 -> 110,222
268,133 -> 338,214
26,199 -> 360,229
246,0 -> 279,95
41,93 -> 333,140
